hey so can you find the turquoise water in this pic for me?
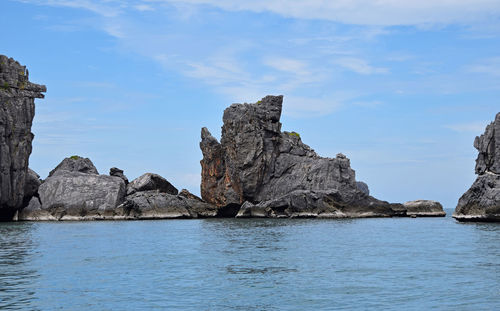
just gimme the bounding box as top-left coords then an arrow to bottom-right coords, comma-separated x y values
1,209 -> 499,310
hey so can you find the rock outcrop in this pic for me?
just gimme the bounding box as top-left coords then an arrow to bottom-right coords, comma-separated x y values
454,113 -> 500,222
19,157 -> 219,220
110,167 -> 128,185
20,157 -> 126,220
49,155 -> 98,177
0,55 -> 46,220
403,200 -> 446,217
200,95 -> 440,218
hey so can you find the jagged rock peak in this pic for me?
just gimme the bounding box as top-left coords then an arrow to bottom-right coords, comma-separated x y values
0,55 -> 45,220
474,112 -> 500,175
454,111 -> 500,222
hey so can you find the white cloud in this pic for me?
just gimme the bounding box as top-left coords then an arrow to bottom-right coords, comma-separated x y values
335,57 -> 388,75
444,121 -> 488,133
19,0 -> 500,26
467,57 -> 500,76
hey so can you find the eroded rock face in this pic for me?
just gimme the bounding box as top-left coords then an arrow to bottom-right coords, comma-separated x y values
19,170 -> 126,221
454,113 -> 500,222
127,173 -> 178,195
200,95 -> 402,218
403,200 -> 446,217
110,167 -> 128,185
49,156 -> 98,177
0,55 -> 45,220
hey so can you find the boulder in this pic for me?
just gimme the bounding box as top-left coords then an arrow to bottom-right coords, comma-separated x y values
22,168 -> 41,207
48,156 -> 98,177
179,189 -> 203,201
356,181 -> 369,196
110,167 -> 128,185
127,173 -> 178,195
0,55 -> 45,220
117,191 -> 219,219
200,95 -> 402,218
19,170 -> 126,221
403,200 -> 446,217
454,113 -> 500,222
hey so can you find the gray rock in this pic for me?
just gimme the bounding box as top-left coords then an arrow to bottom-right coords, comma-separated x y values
236,189 -> 396,218
403,200 -> 446,217
200,95 -> 401,218
127,173 -> 178,195
23,168 -> 41,206
179,189 -> 203,201
48,156 -> 98,177
19,170 -> 126,221
356,181 -> 369,196
0,55 -> 45,220
110,167 -> 128,185
454,113 -> 500,222
118,191 -> 219,219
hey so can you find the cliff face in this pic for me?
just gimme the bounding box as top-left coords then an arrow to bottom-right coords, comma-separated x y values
200,95 -> 414,218
0,55 -> 45,220
454,113 -> 500,222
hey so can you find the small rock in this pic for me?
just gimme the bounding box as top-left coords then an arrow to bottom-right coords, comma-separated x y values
110,167 -> 129,185
49,156 -> 98,177
127,173 -> 178,195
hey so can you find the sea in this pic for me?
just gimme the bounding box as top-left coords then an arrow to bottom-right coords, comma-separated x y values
0,209 -> 499,310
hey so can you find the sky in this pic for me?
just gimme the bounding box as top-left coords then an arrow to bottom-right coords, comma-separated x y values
1,0 -> 500,209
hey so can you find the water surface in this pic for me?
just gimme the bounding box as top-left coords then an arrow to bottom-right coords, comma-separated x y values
1,209 -> 499,310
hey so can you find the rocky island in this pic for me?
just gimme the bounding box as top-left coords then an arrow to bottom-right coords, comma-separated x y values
453,113 -> 500,222
1,55 -> 446,221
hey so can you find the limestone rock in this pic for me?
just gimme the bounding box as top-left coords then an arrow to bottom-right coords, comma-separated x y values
236,189 -> 396,218
118,191 -> 219,219
454,112 -> 500,222
127,173 -> 178,195
19,170 -> 126,221
403,200 -> 446,217
0,55 -> 45,220
200,95 -> 400,218
110,167 -> 128,185
179,189 -> 203,201
23,168 -> 41,207
356,181 -> 369,196
48,156 -> 98,177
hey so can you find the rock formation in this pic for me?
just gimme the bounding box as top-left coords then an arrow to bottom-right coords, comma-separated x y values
454,113 -> 500,222
200,95 -> 445,218
19,157 -> 219,220
403,200 -> 446,217
0,55 -> 45,220
110,167 -> 128,185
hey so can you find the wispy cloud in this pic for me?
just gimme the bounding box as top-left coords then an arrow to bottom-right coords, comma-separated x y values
444,121 -> 488,133
467,57 -> 500,76
335,57 -> 389,75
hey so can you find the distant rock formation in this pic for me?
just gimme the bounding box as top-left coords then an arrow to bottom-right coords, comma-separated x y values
19,157 -> 219,220
404,200 -> 446,217
454,113 -> 500,222
200,95 -> 445,218
0,55 -> 45,220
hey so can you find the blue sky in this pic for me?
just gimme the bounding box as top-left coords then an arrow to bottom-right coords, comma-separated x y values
1,0 -> 500,208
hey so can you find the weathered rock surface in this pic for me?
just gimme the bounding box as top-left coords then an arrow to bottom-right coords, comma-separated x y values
0,55 -> 46,220
110,167 -> 128,185
19,158 -> 219,220
356,181 -> 369,196
19,170 -> 126,221
127,173 -> 178,195
201,95 -> 418,218
403,200 -> 446,217
23,168 -> 41,207
236,189 -> 398,218
454,113 -> 500,222
117,191 -> 218,219
49,156 -> 98,177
